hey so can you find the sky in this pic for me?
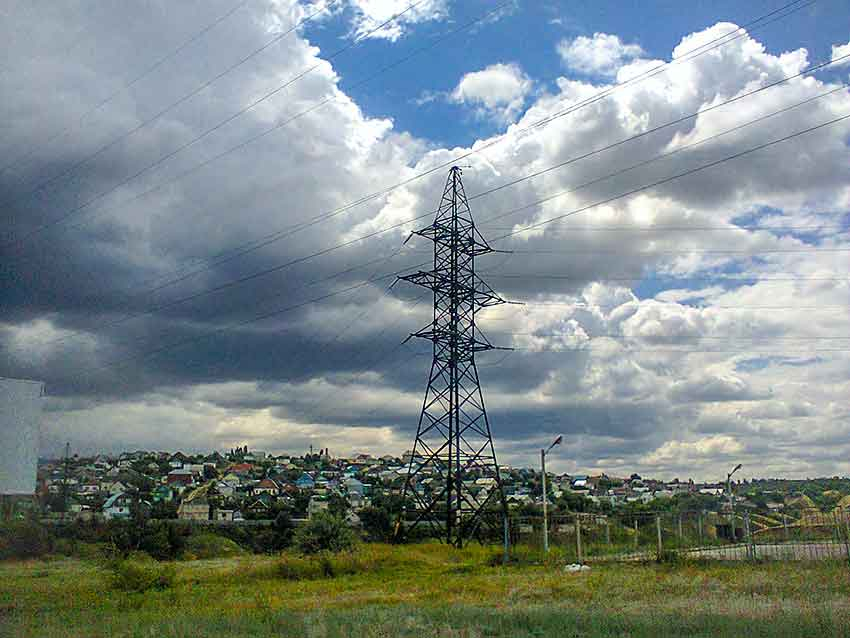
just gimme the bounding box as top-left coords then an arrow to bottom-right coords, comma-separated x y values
1,0 -> 849,481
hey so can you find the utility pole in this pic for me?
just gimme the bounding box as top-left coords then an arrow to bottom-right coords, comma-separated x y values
61,442 -> 71,521
541,435 -> 562,553
726,463 -> 742,540
396,167 -> 510,548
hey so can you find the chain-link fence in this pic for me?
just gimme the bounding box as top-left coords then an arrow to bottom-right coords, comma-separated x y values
507,507 -> 850,563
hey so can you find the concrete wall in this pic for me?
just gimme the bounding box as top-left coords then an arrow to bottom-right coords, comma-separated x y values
0,377 -> 44,495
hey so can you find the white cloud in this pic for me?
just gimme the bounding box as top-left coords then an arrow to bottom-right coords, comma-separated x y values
345,0 -> 448,41
832,40 -> 850,67
2,8 -> 850,479
557,32 -> 644,76
642,435 -> 744,465
451,62 -> 532,123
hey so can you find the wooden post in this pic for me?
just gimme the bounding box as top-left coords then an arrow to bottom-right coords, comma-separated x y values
656,515 -> 663,560
576,514 -> 583,564
698,512 -> 703,546
744,512 -> 754,560
842,507 -> 850,567
783,513 -> 789,542
605,520 -> 611,545
503,513 -> 510,565
677,514 -> 683,543
633,519 -> 639,551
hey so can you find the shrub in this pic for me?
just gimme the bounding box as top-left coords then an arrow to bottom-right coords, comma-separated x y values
51,537 -> 105,560
108,558 -> 176,593
272,511 -> 295,549
293,512 -> 355,554
276,554 -> 320,580
0,520 -> 52,560
275,551 -> 374,581
139,524 -> 173,561
359,506 -> 393,542
183,533 -> 245,560
656,549 -> 681,564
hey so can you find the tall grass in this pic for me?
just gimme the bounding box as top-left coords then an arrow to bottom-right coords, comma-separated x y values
3,542 -> 850,637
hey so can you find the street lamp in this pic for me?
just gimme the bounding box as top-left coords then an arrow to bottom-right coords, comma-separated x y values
541,435 -> 563,553
726,463 -> 742,538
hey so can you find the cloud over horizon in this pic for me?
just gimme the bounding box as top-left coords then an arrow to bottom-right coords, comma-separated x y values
1,3 -> 849,481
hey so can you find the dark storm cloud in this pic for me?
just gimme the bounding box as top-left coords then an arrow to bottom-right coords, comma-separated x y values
2,4 -> 850,478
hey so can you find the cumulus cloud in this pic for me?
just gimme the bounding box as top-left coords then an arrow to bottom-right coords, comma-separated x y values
832,40 -> 850,67
557,32 -> 644,76
642,435 -> 744,466
450,62 -> 533,123
345,0 -> 448,41
1,8 -> 849,479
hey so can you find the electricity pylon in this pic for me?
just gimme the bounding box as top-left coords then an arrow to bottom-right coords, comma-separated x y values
396,166 -> 508,547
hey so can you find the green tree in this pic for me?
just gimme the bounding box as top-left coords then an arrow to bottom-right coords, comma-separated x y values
293,512 -> 354,554
327,492 -> 349,517
359,506 -> 392,542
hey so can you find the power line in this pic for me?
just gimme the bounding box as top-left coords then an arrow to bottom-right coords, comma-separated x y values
3,0 -> 817,254
468,65 -> 848,215
477,224 -> 849,233
18,34 -> 842,303
489,112 -> 850,243
488,274 -> 850,282
1,0 -> 506,249
15,85 -> 848,353
0,0 -> 344,201
507,346 -> 850,354
460,248 -> 850,255
38,246 -> 419,353
0,0 -> 255,177
500,303 -> 850,310
9,42 -> 842,328
471,83 -> 848,238
502,334 -> 850,341
82,259 -> 429,377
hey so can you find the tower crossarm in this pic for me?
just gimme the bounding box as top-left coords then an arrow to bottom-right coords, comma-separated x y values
397,270 -> 506,307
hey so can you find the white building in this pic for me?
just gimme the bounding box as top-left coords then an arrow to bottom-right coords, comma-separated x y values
0,377 -> 44,499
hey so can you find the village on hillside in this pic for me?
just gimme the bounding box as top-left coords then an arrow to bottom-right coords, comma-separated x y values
34,447 -> 850,526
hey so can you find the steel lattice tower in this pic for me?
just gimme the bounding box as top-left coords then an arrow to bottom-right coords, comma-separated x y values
396,166 -> 508,547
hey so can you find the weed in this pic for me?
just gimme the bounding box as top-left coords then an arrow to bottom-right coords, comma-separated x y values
108,558 -> 176,592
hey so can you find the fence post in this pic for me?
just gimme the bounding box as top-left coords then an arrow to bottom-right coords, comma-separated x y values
576,514 -> 583,564
698,512 -> 703,546
605,519 -> 611,546
783,513 -> 789,542
503,513 -> 510,565
842,507 -> 850,567
656,515 -> 663,560
677,514 -> 683,543
744,512 -> 754,561
633,519 -> 639,551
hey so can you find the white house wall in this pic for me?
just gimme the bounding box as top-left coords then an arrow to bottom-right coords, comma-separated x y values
0,377 -> 44,495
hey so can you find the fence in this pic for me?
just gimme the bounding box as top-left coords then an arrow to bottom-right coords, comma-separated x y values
508,507 -> 850,563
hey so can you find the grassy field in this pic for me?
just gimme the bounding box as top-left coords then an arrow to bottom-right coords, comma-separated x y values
2,543 -> 850,637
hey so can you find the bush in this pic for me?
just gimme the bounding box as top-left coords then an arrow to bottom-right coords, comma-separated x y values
52,537 -> 105,560
108,558 -> 176,592
275,551 -> 375,581
138,524 -> 173,561
359,506 -> 393,542
276,554 -> 320,580
656,549 -> 681,564
183,533 -> 246,560
293,512 -> 355,554
0,520 -> 52,560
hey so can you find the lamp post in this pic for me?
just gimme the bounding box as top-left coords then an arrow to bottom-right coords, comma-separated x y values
541,435 -> 563,553
727,463 -> 742,539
